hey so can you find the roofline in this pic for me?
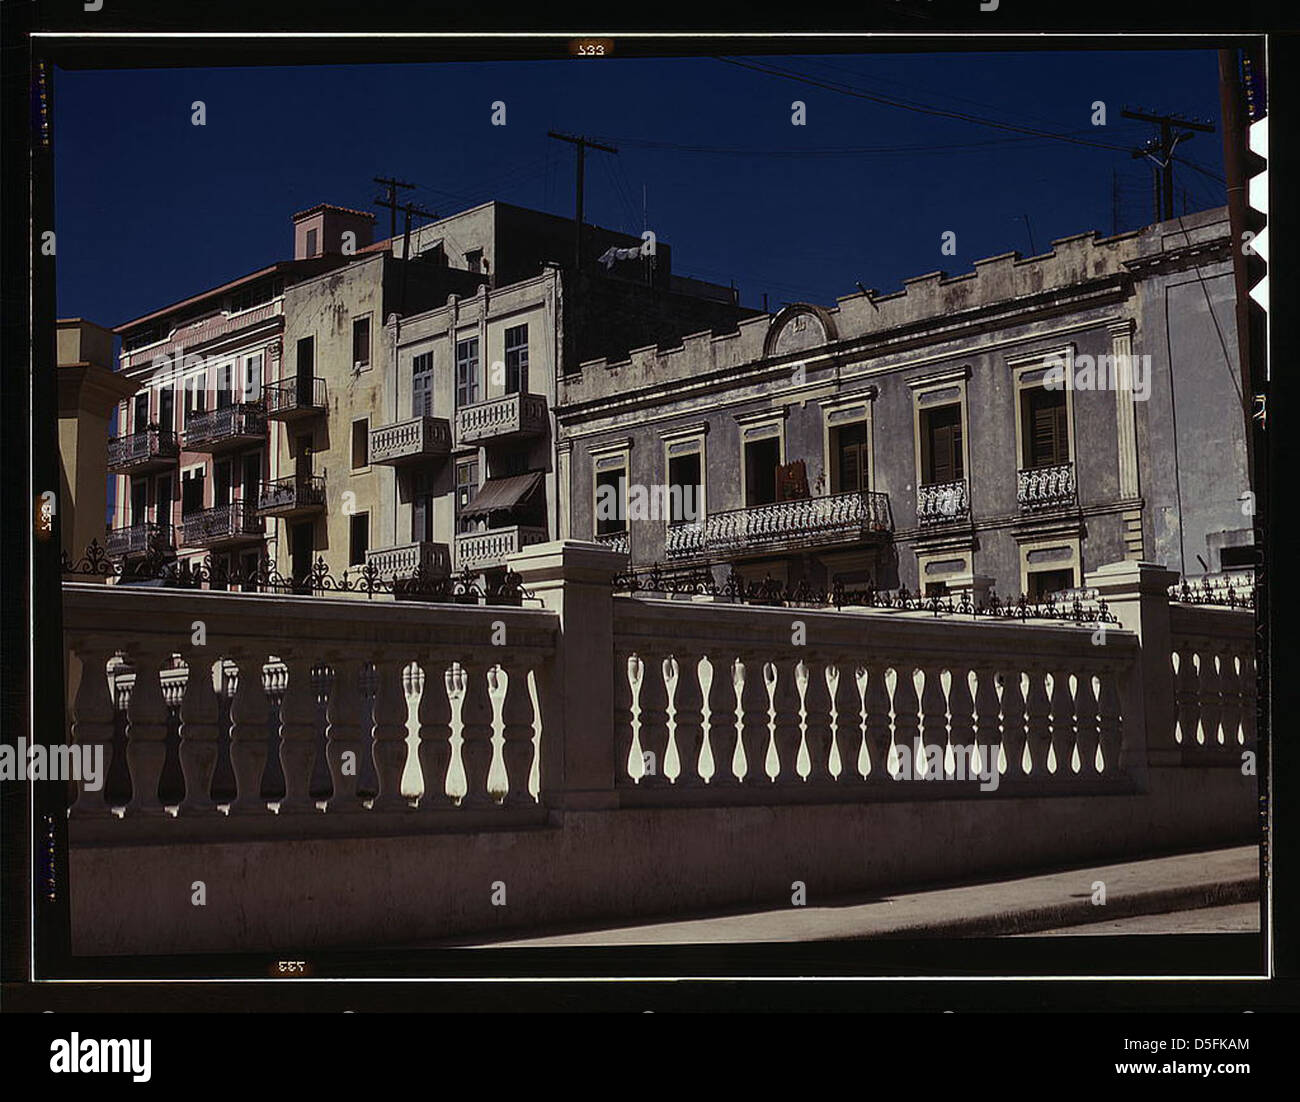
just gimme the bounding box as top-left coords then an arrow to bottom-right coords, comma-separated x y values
292,202 -> 377,223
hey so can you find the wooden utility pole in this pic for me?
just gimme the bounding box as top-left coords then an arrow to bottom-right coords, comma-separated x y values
1122,108 -> 1215,222
373,176 -> 415,239
546,131 -> 618,271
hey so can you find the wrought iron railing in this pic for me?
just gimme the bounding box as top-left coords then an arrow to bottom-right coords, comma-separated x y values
181,503 -> 264,546
1017,463 -> 1076,510
594,530 -> 630,556
106,428 -> 179,470
1168,573 -> 1258,609
105,522 -> 174,559
263,377 -> 327,417
916,479 -> 970,525
258,474 -> 327,514
183,403 -> 267,449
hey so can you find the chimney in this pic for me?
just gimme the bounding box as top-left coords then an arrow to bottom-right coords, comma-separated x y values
292,203 -> 376,260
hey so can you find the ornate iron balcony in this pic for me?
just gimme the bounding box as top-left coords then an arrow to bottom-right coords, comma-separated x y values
106,428 -> 179,474
370,416 -> 452,466
455,392 -> 548,445
1018,463 -> 1077,511
183,403 -> 267,452
665,490 -> 893,561
181,503 -> 264,548
105,521 -> 174,559
263,377 -> 327,421
257,475 -> 326,518
917,479 -> 970,526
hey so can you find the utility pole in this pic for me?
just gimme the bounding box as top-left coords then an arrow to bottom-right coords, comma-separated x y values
398,201 -> 439,315
1122,108 -> 1215,222
1112,168 -> 1120,236
373,176 -> 415,240
546,131 -> 618,272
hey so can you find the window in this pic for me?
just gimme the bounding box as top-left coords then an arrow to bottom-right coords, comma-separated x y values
504,324 -> 529,395
291,521 -> 313,592
1027,568 -> 1075,601
214,459 -> 233,507
456,337 -> 480,407
229,278 -> 281,314
465,248 -> 483,273
351,419 -> 369,470
412,468 -> 435,543
240,452 -> 261,504
455,459 -> 479,534
244,354 -> 263,402
595,462 -> 626,537
666,452 -> 702,525
831,422 -> 869,493
920,405 -> 963,485
743,436 -> 781,507
305,228 -> 318,257
133,393 -> 149,433
130,479 -> 148,526
156,475 -> 173,524
1021,386 -> 1070,469
216,363 -> 234,409
158,387 -> 175,434
349,512 -> 369,566
412,352 -> 434,418
181,470 -> 204,515
352,316 -> 371,369
296,337 -> 315,405
184,375 -> 206,424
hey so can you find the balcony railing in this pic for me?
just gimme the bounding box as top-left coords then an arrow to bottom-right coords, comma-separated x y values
257,475 -> 326,518
1018,463 -> 1077,511
365,541 -> 452,579
263,378 -> 327,420
456,392 -> 548,445
105,522 -> 174,559
665,491 -> 893,561
456,525 -> 549,571
370,416 -> 452,466
183,403 -> 267,452
594,531 -> 630,556
106,428 -> 179,474
917,480 -> 970,526
181,503 -> 264,548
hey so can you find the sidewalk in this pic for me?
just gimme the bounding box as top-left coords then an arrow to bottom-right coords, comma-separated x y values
467,845 -> 1261,946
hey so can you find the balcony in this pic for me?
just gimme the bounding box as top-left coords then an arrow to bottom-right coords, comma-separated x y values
1018,463 -> 1077,512
916,480 -> 971,526
183,403 -> 267,453
456,392 -> 548,446
106,428 -> 179,475
665,490 -> 893,562
455,525 -> 549,572
181,503 -> 264,549
257,475 -> 326,519
105,522 -> 174,560
370,416 -> 452,467
263,378 -> 327,421
594,531 -> 629,556
365,541 -> 452,579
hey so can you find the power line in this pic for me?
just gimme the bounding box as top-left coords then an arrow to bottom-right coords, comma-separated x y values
588,130 -> 1106,158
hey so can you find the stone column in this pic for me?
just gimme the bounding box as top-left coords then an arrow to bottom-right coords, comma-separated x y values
507,541 -> 625,810
1109,319 -> 1145,559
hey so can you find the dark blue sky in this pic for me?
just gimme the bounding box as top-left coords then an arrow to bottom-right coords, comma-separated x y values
55,50 -> 1226,329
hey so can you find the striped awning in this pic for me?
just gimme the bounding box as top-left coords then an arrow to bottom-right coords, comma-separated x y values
460,471 -> 543,518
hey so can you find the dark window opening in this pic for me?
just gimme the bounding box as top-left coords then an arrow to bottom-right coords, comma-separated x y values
743,436 -> 781,507
351,420 -> 369,470
352,316 -> 371,369
412,352 -> 434,418
214,460 -> 232,507
920,404 -> 963,485
349,512 -> 369,566
412,468 -> 435,543
296,337 -> 315,404
1021,386 -> 1069,469
667,452 -> 702,525
133,393 -> 149,433
455,459 -> 479,535
291,521 -> 313,592
181,471 -> 204,515
1027,568 -> 1075,601
305,228 -> 318,258
158,387 -> 175,433
130,479 -> 148,526
832,422 -> 869,493
504,324 -> 529,395
465,249 -> 483,273
595,467 -> 625,536
456,338 -> 480,407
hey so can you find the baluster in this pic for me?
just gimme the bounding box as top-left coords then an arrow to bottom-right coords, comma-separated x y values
706,657 -> 739,786
228,651 -> 271,814
1000,668 -> 1027,780
274,655 -> 319,813
972,665 -> 1001,785
1239,651 -> 1257,745
829,662 -> 862,783
417,655 -> 454,808
862,664 -> 890,781
1218,650 -> 1242,752
178,653 -> 220,814
673,653 -> 706,788
370,656 -> 411,811
124,648 -> 170,817
1074,671 -> 1100,776
1097,666 -> 1123,774
1172,645 -> 1198,746
614,652 -> 638,785
499,659 -> 537,805
919,665 -> 947,780
891,666 -> 921,780
1195,649 -> 1221,746
1048,667 -> 1076,776
739,653 -> 770,785
325,657 -> 365,811
771,659 -> 802,783
457,662 -> 495,807
948,667 -> 976,781
803,656 -> 834,783
635,652 -> 670,786
1022,667 -> 1051,776
69,643 -> 117,818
